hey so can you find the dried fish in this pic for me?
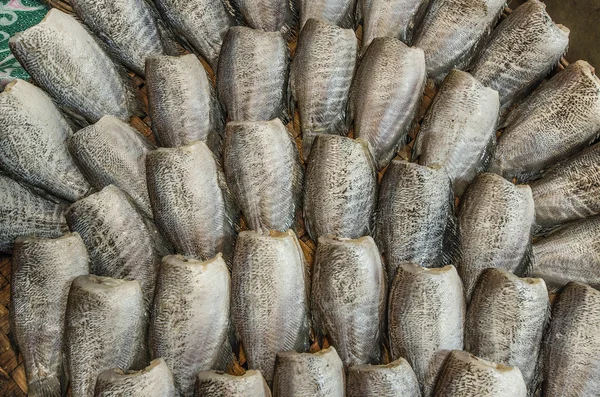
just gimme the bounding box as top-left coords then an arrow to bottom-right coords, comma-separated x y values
346,358 -> 421,397
194,370 -> 271,397
94,358 -> 176,397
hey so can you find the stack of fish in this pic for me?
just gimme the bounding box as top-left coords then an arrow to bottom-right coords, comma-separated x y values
2,0 -> 600,396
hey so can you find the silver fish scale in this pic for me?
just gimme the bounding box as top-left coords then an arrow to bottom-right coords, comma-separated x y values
231,230 -> 310,385
94,358 -> 176,397
9,9 -> 137,124
227,0 -> 297,34
543,282 -> 600,396
11,234 -> 89,397
224,119 -> 303,232
298,0 -> 356,29
150,255 -> 232,397
290,18 -> 357,159
311,236 -> 386,367
346,359 -> 421,397
350,37 -> 426,169
470,0 -> 569,111
194,370 -> 271,397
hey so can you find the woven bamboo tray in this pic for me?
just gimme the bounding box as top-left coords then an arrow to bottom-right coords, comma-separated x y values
0,1 -> 570,395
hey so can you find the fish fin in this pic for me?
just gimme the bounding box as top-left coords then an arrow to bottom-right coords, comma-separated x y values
443,208 -> 461,267
515,236 -> 534,277
215,158 -> 240,267
215,335 -> 236,372
354,0 -> 362,29
27,377 -> 62,397
477,131 -> 497,175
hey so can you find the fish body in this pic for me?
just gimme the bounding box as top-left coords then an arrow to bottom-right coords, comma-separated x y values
11,234 -> 89,397
491,60 -> 600,182
9,9 -> 137,124
298,0 -> 356,29
0,79 -> 91,202
465,268 -> 549,391
412,0 -> 505,83
94,358 -> 176,397
470,0 -> 569,110
194,370 -> 271,397
66,185 -> 170,308
227,0 -> 296,34
311,236 -> 386,367
290,18 -> 357,159
223,119 -> 302,232
146,54 -> 224,149
0,174 -> 69,252
218,27 -> 290,123
272,347 -> 345,397
66,275 -> 146,397
303,135 -> 377,240
432,350 -> 527,396
412,70 -> 500,196
376,160 -> 459,282
350,37 -> 426,169
346,358 -> 421,397
231,230 -> 310,384
69,115 -> 154,218
146,141 -> 237,263
388,264 -> 465,397
150,254 -> 232,397
457,173 -> 535,298
543,282 -> 600,396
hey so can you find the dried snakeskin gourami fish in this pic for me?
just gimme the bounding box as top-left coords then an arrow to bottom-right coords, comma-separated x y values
470,0 -> 569,110
194,370 -> 271,397
146,141 -> 237,263
388,264 -> 465,397
290,18 -> 357,159
303,135 -> 377,240
457,173 -> 535,299
0,79 -> 91,202
94,358 -> 176,397
9,9 -> 137,124
66,276 -> 146,397
146,54 -> 224,150
298,0 -> 356,29
231,230 -> 310,384
272,347 -> 345,397
224,119 -> 302,232
150,255 -> 232,397
227,0 -> 297,36
346,359 -> 422,397
350,37 -> 426,169
11,234 -> 89,397
218,27 -> 290,123
376,160 -> 459,283
491,60 -> 600,182
412,70 -> 499,196
411,0 -> 506,83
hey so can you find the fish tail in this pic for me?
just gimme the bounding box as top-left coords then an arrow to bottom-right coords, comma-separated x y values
27,377 -> 62,397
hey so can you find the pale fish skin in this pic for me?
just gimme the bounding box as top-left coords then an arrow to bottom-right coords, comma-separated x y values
412,0 -> 506,83
0,174 -> 69,252
70,0 -> 172,76
311,236 -> 386,367
388,264 -> 466,397
298,0 -> 356,29
66,276 -> 146,397
194,370 -> 272,397
432,350 -> 527,397
465,268 -> 549,392
223,119 -> 303,232
11,234 -> 89,397
530,143 -> 600,231
231,230 -> 310,384
303,135 -> 377,240
457,173 -> 535,299
0,80 -> 91,202
542,282 -> 600,396
146,54 -> 224,150
531,215 -> 600,290
376,160 -> 459,283
152,0 -> 234,70
359,0 -> 431,51
491,60 -> 600,182
290,18 -> 357,159
272,347 -> 345,397
226,0 -> 297,35
470,0 -> 570,111
346,358 -> 422,397
69,115 -> 155,218
9,9 -> 137,124
218,27 -> 290,123
66,185 -> 171,309
350,37 -> 426,169
412,70 -> 500,196
146,141 -> 238,264
150,255 -> 232,397
94,358 -> 176,397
